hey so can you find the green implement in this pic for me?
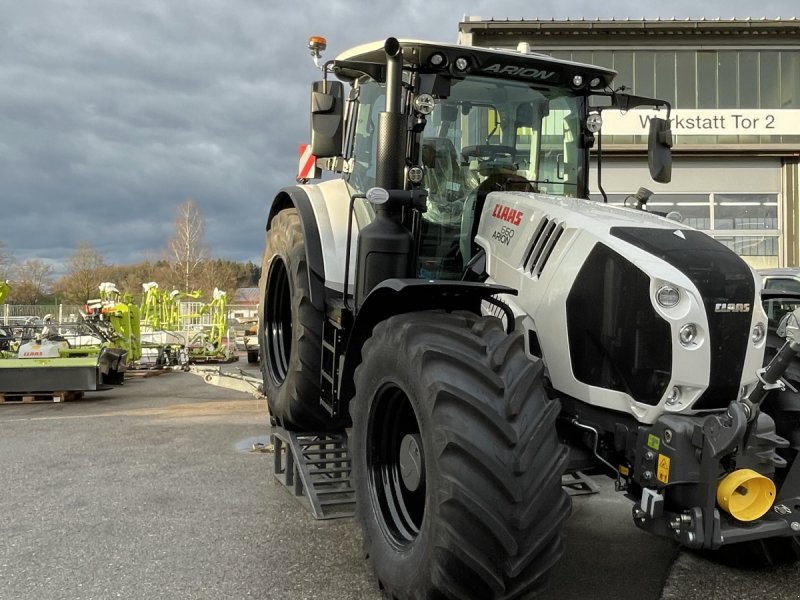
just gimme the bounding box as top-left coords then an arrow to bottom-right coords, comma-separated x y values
0,347 -> 127,393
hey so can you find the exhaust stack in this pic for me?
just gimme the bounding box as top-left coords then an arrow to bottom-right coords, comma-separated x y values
375,37 -> 406,190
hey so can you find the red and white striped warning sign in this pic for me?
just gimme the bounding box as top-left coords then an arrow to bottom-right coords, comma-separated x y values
297,144 -> 319,181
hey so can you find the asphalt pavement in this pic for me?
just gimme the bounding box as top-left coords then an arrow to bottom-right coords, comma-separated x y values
1,367 -> 799,599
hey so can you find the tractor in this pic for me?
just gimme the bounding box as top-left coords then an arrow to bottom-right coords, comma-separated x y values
258,36 -> 800,598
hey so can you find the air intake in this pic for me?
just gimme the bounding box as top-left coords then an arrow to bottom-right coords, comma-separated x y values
524,217 -> 565,277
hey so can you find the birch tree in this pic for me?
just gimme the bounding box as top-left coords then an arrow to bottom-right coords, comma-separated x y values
169,199 -> 207,292
0,240 -> 14,282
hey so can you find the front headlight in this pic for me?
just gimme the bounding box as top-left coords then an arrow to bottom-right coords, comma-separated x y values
679,323 -> 698,346
752,322 -> 766,344
665,386 -> 681,406
656,285 -> 680,308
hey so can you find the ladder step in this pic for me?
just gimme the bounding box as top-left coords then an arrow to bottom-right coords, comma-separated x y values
301,449 -> 347,456
298,438 -> 346,446
313,481 -> 352,487
309,467 -> 351,475
271,427 -> 356,520
319,498 -> 357,507
300,440 -> 346,452
312,479 -> 351,486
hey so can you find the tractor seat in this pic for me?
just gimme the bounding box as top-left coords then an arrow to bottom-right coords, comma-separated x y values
421,137 -> 470,226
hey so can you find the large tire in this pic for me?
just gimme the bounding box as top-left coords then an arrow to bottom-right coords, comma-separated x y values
350,310 -> 570,599
258,208 -> 331,430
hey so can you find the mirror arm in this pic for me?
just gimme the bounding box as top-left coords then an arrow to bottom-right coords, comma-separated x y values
612,93 -> 672,119
321,60 -> 336,88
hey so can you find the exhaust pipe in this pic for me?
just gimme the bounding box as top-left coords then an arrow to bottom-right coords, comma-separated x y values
375,37 -> 406,190
354,38 -> 414,308
716,468 -> 776,521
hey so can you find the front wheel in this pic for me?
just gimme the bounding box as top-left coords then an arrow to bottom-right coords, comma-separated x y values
351,311 -> 570,599
258,208 -> 332,430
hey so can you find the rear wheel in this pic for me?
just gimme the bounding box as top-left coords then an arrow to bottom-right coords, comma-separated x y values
351,311 -> 570,599
258,208 -> 330,430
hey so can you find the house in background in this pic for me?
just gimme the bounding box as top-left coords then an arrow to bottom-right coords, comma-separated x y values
230,287 -> 259,320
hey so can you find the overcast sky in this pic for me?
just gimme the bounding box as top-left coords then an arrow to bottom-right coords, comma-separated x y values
1,0 -> 797,271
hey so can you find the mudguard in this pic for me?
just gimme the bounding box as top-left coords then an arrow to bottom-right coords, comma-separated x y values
336,278 -> 517,409
266,181 -> 363,311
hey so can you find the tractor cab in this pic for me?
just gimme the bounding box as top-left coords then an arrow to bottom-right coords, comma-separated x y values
308,38 -> 670,281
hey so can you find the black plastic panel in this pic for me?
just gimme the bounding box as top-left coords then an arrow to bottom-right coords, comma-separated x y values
567,243 -> 672,405
611,227 -> 756,410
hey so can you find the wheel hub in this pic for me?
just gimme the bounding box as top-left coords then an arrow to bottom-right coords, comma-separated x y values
399,433 -> 424,492
366,384 -> 425,546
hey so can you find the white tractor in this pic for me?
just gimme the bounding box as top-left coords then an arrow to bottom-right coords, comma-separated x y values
257,37 -> 800,598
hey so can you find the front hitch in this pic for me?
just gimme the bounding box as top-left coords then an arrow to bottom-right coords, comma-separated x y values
632,404 -> 798,550
631,304 -> 800,551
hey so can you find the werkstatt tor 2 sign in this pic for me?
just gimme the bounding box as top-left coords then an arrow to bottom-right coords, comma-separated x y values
601,109 -> 800,136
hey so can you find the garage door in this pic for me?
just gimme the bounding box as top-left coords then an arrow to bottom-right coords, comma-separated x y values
590,156 -> 782,268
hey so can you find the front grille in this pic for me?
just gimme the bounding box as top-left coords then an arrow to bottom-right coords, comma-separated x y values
611,227 -> 755,410
567,242 -> 672,405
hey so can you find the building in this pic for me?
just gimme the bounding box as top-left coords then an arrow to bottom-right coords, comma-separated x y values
229,287 -> 259,320
458,17 -> 800,268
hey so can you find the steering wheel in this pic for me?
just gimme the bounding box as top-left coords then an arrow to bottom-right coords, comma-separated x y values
461,144 -> 517,162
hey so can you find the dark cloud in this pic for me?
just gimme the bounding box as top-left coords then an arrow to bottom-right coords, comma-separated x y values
1,0 -> 795,272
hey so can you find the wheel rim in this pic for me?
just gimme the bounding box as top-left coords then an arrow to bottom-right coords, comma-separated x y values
367,383 -> 426,549
265,257 -> 291,385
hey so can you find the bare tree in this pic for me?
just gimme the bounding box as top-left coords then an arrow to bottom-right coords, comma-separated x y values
197,258 -> 241,297
0,240 -> 14,282
108,256 -> 172,300
168,199 -> 208,292
55,242 -> 108,303
11,259 -> 54,304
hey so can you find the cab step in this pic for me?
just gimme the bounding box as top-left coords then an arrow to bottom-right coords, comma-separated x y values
271,427 -> 355,519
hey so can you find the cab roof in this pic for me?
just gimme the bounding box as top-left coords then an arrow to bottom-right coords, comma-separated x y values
333,38 -> 616,90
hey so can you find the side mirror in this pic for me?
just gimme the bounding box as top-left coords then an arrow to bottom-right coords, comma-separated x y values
310,80 -> 344,157
648,117 -> 672,183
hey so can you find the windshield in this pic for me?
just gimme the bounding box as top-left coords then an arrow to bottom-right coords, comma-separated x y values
415,75 -> 585,279
346,74 -> 586,280
421,75 -> 585,225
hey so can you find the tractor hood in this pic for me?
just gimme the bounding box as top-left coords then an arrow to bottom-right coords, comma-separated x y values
477,191 -> 767,424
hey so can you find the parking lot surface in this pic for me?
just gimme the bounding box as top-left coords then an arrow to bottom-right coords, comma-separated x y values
0,372 -> 376,599
1,369 -> 799,599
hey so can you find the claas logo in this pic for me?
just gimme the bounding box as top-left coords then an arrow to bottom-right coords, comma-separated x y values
492,203 -> 523,226
714,303 -> 751,313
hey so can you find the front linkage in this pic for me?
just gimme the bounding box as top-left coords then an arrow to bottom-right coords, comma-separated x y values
629,307 -> 800,550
